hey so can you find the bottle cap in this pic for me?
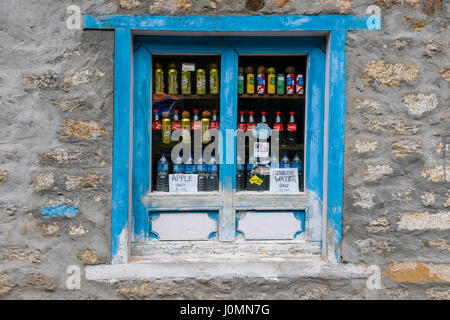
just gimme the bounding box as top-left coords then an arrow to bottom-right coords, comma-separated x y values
289,111 -> 295,115
154,109 -> 159,113
261,111 -> 266,115
161,153 -> 165,157
249,111 -> 254,115
213,109 -> 218,113
194,109 -> 199,113
174,109 -> 179,113
276,111 -> 281,115
239,111 -> 244,115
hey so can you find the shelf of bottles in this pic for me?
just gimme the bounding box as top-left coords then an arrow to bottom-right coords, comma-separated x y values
151,55 -> 221,193
236,55 -> 306,193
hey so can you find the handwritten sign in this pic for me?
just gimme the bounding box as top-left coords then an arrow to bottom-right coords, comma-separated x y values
169,174 -> 198,193
270,168 -> 299,192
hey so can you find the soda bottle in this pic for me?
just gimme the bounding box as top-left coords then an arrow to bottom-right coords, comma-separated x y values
196,155 -> 208,192
267,67 -> 276,94
296,74 -> 304,95
191,109 -> 202,152
209,63 -> 219,95
156,153 -> 169,192
287,111 -> 297,146
207,155 -> 219,191
245,66 -> 255,95
272,110 -> 284,145
291,153 -> 303,191
173,153 -> 185,174
257,66 -> 266,95
172,109 -> 181,132
184,154 -> 196,174
286,66 -> 296,95
247,111 -> 256,132
277,73 -> 285,95
238,111 -> 246,132
210,109 -> 219,130
154,62 -> 164,94
280,153 -> 290,168
238,67 -> 245,95
168,63 -> 178,94
236,154 -> 245,192
246,156 -> 256,191
152,109 -> 162,143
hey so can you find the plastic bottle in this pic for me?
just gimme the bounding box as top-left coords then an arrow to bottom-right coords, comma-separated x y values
236,154 -> 245,192
247,111 -> 256,132
196,156 -> 208,192
152,109 -> 162,143
280,153 -> 290,168
184,154 -> 196,174
272,111 -> 284,145
246,156 -> 256,191
287,111 -> 297,146
238,111 -> 246,132
173,153 -> 185,174
291,153 -> 303,191
207,155 -> 219,191
156,154 -> 169,192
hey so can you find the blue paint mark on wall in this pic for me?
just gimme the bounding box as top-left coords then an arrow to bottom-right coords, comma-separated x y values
42,205 -> 78,218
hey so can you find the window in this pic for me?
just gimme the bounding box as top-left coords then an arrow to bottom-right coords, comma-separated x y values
83,14 -> 378,269
134,36 -> 325,245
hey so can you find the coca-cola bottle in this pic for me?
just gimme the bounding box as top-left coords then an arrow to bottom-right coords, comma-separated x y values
238,111 -> 246,132
210,109 -> 219,131
287,111 -> 297,146
152,109 -> 162,143
191,109 -> 202,155
247,111 -> 256,132
272,111 -> 284,145
172,109 -> 181,131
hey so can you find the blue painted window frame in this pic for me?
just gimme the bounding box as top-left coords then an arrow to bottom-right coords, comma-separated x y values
83,14 -> 379,264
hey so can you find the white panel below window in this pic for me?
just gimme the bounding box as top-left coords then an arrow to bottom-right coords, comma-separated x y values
238,211 -> 302,240
151,213 -> 217,240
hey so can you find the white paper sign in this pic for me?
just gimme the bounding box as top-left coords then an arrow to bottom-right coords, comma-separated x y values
182,63 -> 195,71
270,168 -> 299,192
254,142 -> 269,158
169,174 -> 198,193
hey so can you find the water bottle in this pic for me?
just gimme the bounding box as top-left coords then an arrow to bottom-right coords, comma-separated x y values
236,154 -> 245,192
196,156 -> 208,192
246,156 -> 256,191
291,153 -> 303,191
270,154 -> 279,169
173,153 -> 185,174
207,155 -> 219,191
259,159 -> 270,191
280,153 -> 290,168
184,154 -> 196,174
156,154 -> 169,192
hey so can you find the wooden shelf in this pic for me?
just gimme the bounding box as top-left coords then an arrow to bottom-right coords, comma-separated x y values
153,94 -> 220,100
239,94 -> 305,99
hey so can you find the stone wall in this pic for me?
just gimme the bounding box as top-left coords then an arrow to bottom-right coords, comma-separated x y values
0,0 -> 448,299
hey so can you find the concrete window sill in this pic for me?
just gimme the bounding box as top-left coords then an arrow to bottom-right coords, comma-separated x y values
85,241 -> 368,281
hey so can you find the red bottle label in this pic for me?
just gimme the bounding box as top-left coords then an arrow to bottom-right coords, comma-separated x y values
172,122 -> 181,130
247,123 -> 256,131
273,123 -> 283,132
287,123 -> 297,132
238,123 -> 246,131
191,121 -> 201,130
210,122 -> 219,130
152,121 -> 162,130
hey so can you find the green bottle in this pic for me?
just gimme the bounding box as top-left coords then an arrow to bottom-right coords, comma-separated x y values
238,66 -> 244,95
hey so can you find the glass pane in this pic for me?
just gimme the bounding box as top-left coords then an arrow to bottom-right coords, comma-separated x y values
236,55 -> 306,192
151,55 -> 221,193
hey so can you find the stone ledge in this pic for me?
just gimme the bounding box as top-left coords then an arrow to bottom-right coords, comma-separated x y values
85,259 -> 368,281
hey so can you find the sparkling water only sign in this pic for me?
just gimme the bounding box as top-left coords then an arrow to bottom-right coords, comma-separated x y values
270,168 -> 299,192
169,174 -> 198,193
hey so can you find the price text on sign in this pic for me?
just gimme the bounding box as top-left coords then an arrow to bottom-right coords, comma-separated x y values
270,168 -> 299,192
169,174 -> 198,193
